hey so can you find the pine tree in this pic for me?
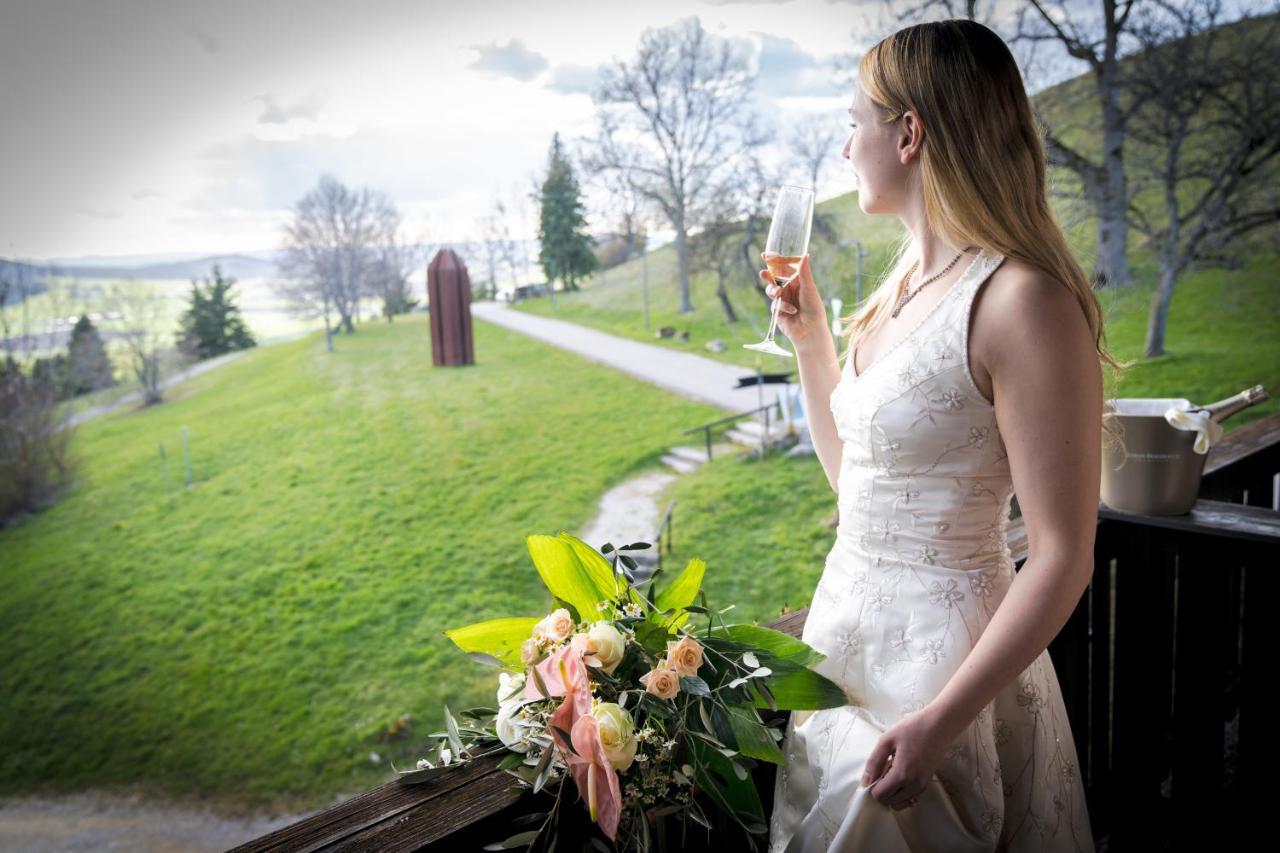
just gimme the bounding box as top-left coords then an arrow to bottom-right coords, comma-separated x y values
65,313 -> 115,396
538,133 -> 598,292
176,265 -> 257,361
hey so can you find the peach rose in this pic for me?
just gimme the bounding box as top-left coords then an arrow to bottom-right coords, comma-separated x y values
534,608 -> 575,644
665,634 -> 704,678
639,663 -> 681,700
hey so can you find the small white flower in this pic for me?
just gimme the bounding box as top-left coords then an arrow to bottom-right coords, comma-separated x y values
369,752 -> 382,765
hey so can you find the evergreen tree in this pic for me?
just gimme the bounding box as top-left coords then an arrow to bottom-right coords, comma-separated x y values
176,265 -> 257,361
537,133 -> 598,292
65,313 -> 115,396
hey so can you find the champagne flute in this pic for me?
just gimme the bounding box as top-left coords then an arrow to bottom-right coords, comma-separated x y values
744,185 -> 815,357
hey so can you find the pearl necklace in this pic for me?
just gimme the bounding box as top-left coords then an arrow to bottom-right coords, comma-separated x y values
891,249 -> 968,318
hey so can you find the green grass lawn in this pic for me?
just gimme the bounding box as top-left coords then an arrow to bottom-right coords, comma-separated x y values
0,312 -> 728,812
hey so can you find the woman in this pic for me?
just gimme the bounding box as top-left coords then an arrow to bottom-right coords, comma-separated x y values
762,19 -> 1124,853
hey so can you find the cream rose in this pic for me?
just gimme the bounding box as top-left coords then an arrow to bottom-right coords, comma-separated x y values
665,634 -> 704,678
583,622 -> 626,675
591,702 -> 638,771
639,663 -> 681,700
533,608 -> 575,643
520,637 -> 541,665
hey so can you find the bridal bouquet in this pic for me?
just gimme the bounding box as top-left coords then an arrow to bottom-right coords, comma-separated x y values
403,531 -> 847,851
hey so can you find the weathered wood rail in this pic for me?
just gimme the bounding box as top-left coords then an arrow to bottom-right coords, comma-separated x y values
234,413 -> 1280,852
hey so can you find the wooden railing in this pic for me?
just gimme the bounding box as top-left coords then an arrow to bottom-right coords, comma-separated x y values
234,413 -> 1280,852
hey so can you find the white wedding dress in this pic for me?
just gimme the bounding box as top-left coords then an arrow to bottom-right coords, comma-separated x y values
768,248 -> 1095,852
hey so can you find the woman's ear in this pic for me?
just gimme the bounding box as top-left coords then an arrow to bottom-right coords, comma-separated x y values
898,110 -> 924,165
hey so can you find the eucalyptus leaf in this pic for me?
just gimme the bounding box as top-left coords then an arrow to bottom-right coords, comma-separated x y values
531,744 -> 555,794
551,725 -> 579,757
467,651 -> 507,668
679,675 -> 710,696
483,829 -> 542,850
443,704 -> 464,756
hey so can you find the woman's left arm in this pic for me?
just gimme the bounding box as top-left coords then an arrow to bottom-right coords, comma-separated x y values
927,269 -> 1104,741
862,269 -> 1103,807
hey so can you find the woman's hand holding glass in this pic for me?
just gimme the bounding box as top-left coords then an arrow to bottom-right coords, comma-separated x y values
759,253 -> 829,356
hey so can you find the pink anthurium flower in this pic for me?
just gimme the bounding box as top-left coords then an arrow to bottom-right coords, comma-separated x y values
524,633 -> 593,700
569,710 -> 623,841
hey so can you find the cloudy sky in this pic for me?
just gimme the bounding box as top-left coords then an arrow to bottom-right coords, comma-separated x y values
2,0 -> 1029,263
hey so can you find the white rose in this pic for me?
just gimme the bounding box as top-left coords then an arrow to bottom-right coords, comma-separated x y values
496,671 -> 534,753
584,622 -> 626,675
498,670 -> 526,705
495,701 -> 531,753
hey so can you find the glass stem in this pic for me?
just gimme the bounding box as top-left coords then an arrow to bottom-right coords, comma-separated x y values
765,294 -> 781,342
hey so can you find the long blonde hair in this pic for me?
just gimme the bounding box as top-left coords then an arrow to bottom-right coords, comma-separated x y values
841,19 -> 1130,447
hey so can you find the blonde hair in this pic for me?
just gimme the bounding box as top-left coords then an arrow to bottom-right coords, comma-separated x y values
841,19 -> 1131,449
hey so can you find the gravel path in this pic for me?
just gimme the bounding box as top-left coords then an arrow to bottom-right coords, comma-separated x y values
0,792 -> 314,852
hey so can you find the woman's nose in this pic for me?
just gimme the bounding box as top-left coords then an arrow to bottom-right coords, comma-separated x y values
841,136 -> 852,159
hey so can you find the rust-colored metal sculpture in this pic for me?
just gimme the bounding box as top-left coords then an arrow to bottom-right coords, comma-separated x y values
426,248 -> 475,366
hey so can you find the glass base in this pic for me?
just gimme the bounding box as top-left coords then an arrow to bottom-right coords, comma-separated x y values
742,339 -> 794,358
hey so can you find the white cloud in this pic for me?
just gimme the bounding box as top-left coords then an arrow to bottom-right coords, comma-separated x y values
468,39 -> 550,82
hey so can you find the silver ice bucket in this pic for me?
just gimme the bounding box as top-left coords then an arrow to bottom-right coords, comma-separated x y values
1100,398 -> 1208,516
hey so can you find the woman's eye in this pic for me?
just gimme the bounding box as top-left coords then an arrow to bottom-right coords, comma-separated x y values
848,123 -> 857,130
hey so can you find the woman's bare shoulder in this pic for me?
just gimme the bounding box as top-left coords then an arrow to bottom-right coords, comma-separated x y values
970,257 -> 1087,398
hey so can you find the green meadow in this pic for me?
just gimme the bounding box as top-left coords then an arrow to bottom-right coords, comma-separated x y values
0,314 -> 731,810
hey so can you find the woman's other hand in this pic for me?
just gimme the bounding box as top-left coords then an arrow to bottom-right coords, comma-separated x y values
759,253 -> 828,354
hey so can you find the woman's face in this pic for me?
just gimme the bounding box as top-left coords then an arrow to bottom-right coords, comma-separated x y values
841,86 -> 908,216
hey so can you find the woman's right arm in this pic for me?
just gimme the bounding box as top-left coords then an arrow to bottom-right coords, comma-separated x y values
761,255 -> 845,494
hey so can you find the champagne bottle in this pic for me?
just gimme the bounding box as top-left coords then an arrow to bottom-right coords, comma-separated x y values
1188,384 -> 1269,423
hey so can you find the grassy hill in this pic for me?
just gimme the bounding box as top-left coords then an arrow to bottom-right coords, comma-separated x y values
0,314 -> 733,810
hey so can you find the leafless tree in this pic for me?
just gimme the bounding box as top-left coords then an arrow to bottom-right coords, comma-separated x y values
277,174 -> 392,349
587,17 -> 768,314
367,201 -> 427,322
1122,1 -> 1280,355
103,281 -> 166,406
790,115 -> 844,196
1009,0 -> 1149,289
581,143 -> 651,272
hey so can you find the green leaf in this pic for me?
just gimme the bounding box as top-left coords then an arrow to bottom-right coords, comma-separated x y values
687,735 -> 765,832
527,534 -> 615,622
751,658 -> 848,711
444,617 -> 540,667
705,623 -> 824,667
723,704 -> 786,765
653,557 -> 706,630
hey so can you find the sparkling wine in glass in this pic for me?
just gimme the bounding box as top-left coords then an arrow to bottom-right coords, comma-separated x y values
744,185 -> 815,357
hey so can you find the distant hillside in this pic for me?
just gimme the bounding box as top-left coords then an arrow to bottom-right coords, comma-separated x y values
47,253 -> 281,282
